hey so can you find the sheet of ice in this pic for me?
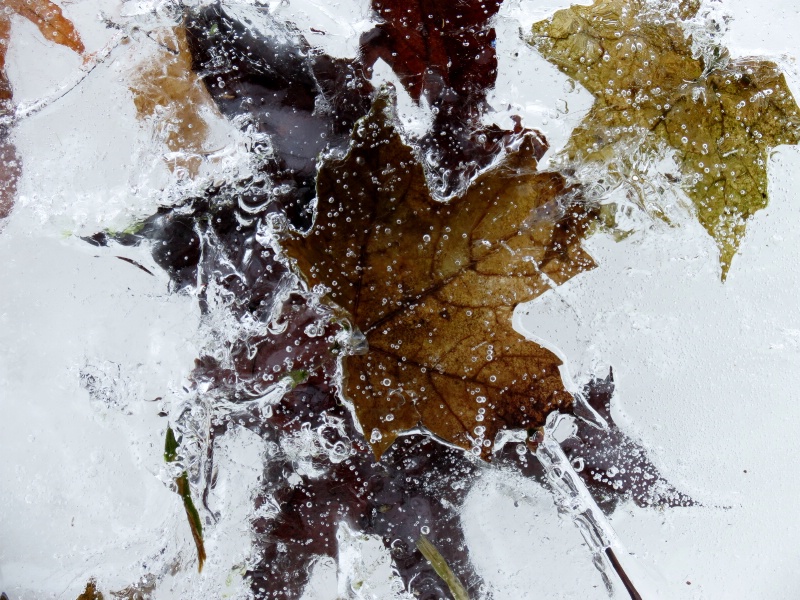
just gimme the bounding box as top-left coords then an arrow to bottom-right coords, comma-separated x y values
3,0 -> 800,598
0,230 -> 200,596
509,2 -> 800,597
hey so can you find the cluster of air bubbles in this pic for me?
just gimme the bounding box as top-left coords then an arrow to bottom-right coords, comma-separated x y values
278,419 -> 353,477
370,428 -> 383,444
470,424 -> 491,455
304,322 -> 325,337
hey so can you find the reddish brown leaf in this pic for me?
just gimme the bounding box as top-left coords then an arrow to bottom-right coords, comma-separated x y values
360,0 -> 502,106
0,16 -> 12,103
568,371 -> 696,511
361,0 -> 528,197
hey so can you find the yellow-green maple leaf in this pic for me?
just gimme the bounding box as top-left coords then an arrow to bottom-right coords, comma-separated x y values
529,0 -> 800,277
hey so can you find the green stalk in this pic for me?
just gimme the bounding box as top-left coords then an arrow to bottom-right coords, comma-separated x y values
416,535 -> 470,600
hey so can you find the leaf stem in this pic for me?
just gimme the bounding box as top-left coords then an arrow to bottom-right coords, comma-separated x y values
416,535 -> 470,600
534,413 -> 644,600
605,547 -> 643,600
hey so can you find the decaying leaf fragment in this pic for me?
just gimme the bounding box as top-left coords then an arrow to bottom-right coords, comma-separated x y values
130,27 -> 221,177
529,0 -> 800,277
283,90 -> 598,459
76,580 -> 103,600
0,0 -> 85,219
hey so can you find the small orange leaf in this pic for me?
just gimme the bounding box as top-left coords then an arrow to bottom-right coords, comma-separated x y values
1,1 -> 84,222
5,0 -> 85,56
130,27 -> 221,176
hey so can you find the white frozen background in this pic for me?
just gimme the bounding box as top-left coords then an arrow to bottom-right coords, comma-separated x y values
2,0 -> 800,598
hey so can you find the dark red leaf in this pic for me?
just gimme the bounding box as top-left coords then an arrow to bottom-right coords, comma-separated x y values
359,0 -> 537,196
567,371 -> 696,512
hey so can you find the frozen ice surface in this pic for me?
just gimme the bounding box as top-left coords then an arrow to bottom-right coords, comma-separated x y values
0,229 -> 200,595
4,0 -> 800,598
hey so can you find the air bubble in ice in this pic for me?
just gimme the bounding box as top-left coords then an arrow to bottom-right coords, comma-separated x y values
304,323 -> 325,337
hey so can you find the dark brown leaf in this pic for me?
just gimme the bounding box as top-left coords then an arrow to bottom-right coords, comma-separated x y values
283,90 -> 598,459
246,377 -> 483,600
185,5 -> 374,228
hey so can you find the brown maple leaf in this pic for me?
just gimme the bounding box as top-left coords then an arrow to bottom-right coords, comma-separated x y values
529,0 -> 800,277
1,0 -> 84,219
282,89 -> 598,459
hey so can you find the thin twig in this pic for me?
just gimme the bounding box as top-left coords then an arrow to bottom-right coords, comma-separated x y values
606,547 -> 644,600
1,31 -> 127,128
534,412 -> 645,600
